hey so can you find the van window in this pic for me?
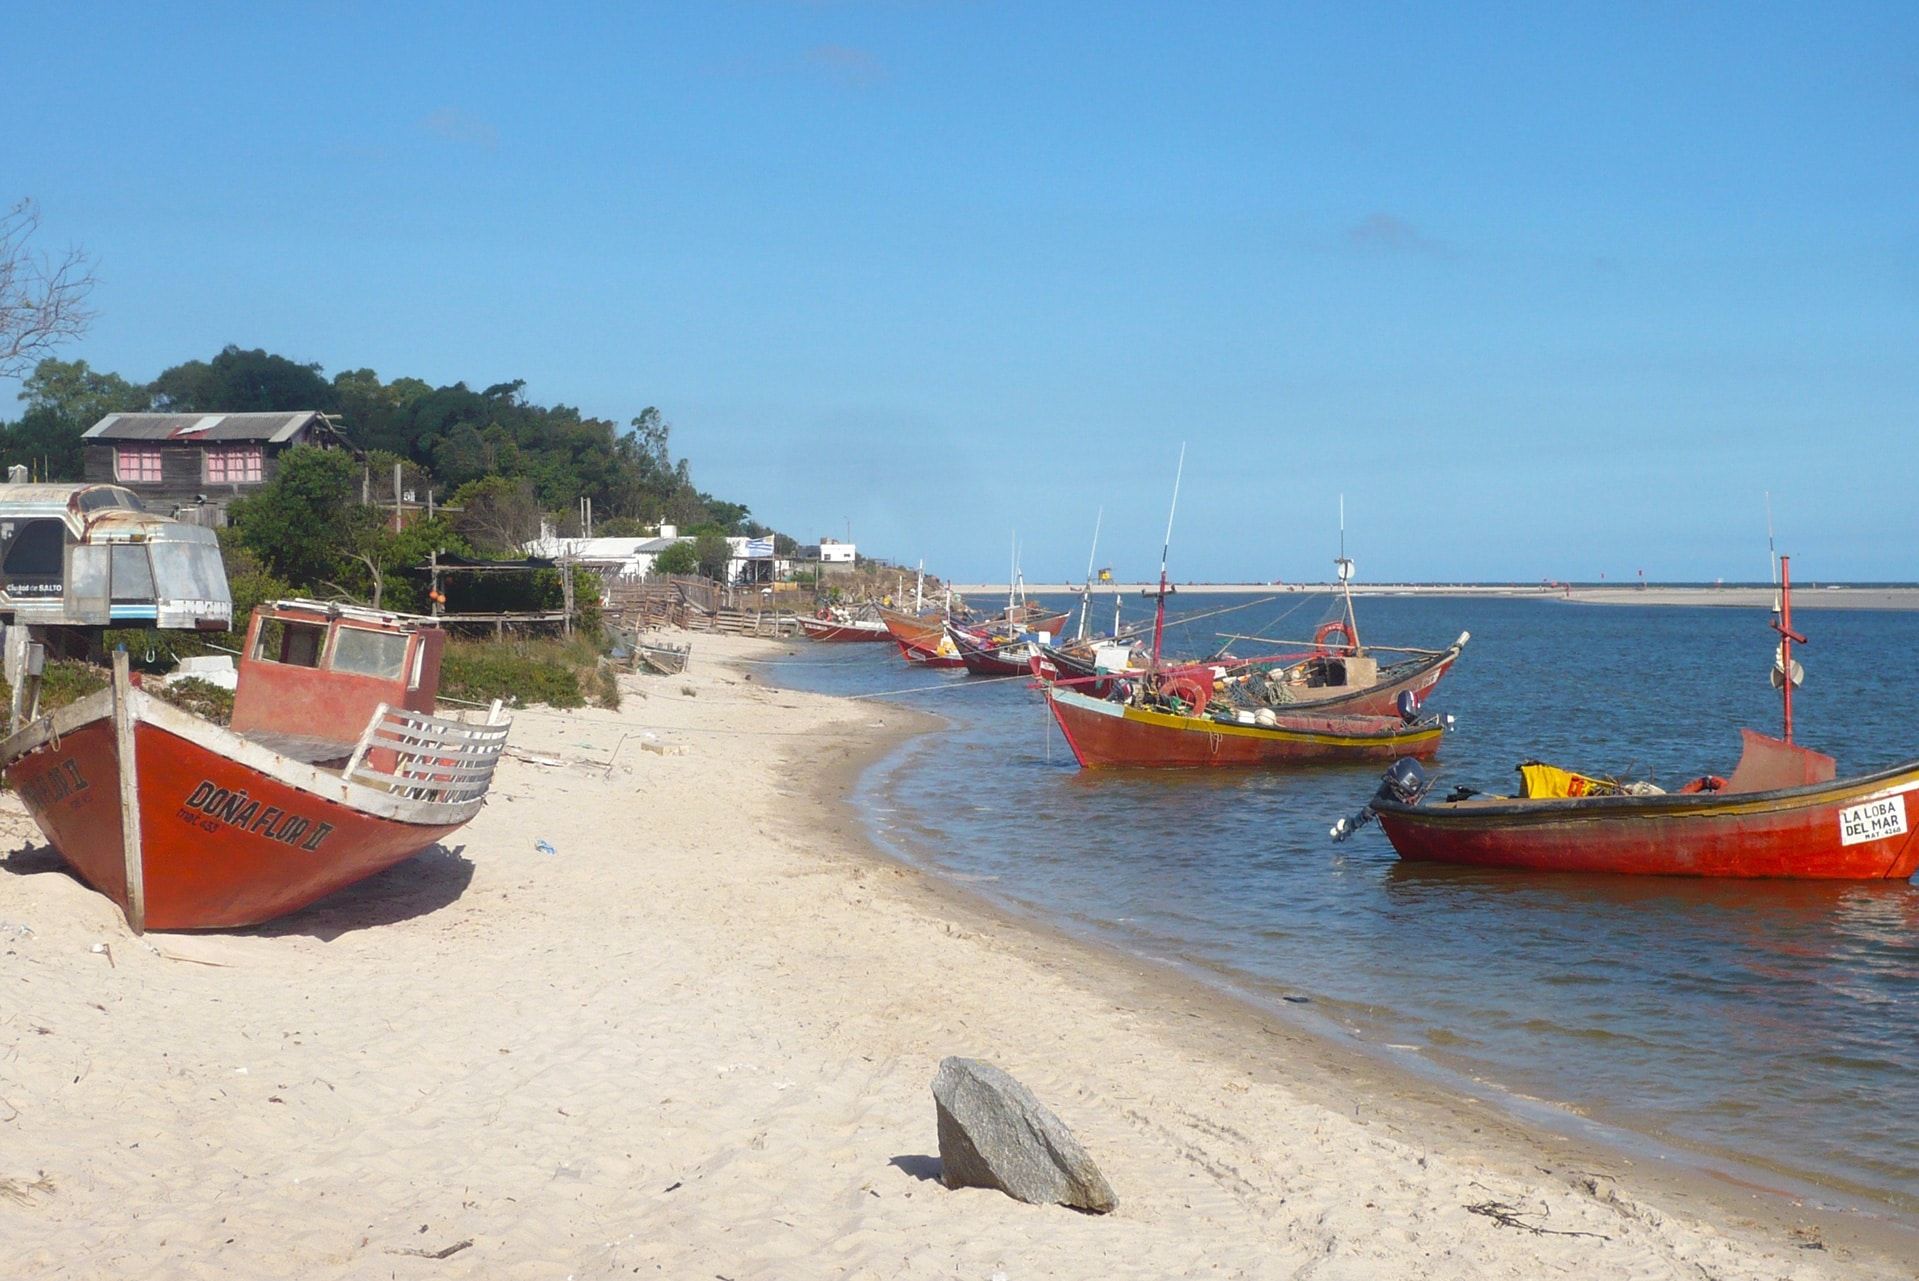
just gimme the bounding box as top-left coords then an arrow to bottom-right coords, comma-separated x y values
110,545 -> 155,602
2,519 -> 65,597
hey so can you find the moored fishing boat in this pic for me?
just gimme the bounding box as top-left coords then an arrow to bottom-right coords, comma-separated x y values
798,610 -> 892,642
946,620 -> 1049,677
0,600 -> 511,931
1046,683 -> 1445,769
1338,556 -> 1917,878
882,603 -> 1070,666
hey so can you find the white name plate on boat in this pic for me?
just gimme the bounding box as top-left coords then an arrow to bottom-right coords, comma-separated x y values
1839,795 -> 1908,846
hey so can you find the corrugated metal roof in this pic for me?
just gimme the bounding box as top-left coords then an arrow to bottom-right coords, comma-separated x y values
83,411 -> 320,444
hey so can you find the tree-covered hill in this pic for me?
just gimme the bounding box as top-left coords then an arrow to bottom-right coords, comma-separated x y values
2,344 -> 763,540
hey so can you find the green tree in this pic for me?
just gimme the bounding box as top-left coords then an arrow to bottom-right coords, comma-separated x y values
450,475 -> 544,554
228,446 -> 368,588
694,531 -> 731,582
150,345 -> 338,414
0,357 -> 148,479
652,541 -> 697,576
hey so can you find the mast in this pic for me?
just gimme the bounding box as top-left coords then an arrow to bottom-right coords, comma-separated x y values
1007,531 -> 1017,618
1335,494 -> 1360,652
914,560 -> 924,614
1151,444 -> 1187,667
1078,507 -> 1103,641
1772,554 -> 1807,742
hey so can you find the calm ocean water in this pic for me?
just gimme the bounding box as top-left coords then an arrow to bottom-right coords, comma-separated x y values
764,593 -> 1919,1221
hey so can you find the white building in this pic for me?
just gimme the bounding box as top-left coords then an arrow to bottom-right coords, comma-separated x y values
523,522 -> 689,579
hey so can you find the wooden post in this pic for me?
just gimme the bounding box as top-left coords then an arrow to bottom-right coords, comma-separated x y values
5,624 -> 26,735
111,650 -> 146,936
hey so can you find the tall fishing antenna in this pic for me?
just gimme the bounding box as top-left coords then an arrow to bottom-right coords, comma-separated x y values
1766,492 -> 1779,613
1078,507 -> 1103,641
1151,444 -> 1187,666
1334,493 -> 1359,651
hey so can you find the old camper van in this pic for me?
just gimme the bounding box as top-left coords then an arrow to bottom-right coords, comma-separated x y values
0,475 -> 231,631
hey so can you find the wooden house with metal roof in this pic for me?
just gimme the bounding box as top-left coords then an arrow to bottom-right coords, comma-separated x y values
80,411 -> 330,518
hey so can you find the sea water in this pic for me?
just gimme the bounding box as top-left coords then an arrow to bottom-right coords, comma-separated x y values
764,593 -> 1919,1222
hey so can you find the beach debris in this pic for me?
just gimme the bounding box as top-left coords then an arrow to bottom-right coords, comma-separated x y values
506,749 -> 566,768
0,1172 -> 57,1205
0,921 -> 31,939
680,684 -> 697,697
534,840 -> 557,855
1465,1199 -> 1609,1240
642,741 -> 689,757
931,1056 -> 1116,1213
384,1239 -> 472,1260
89,942 -> 114,968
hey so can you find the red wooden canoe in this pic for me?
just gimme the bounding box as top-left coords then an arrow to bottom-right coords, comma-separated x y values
1045,685 -> 1444,769
1368,731 -> 1919,879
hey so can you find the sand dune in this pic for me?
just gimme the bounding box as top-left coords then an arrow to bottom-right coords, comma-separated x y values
0,631 -> 1908,1278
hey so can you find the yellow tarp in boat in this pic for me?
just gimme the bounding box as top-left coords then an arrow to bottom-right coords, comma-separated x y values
1515,761 -> 1619,799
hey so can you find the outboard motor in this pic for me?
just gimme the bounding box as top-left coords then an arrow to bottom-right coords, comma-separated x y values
1379,756 -> 1429,805
1396,688 -> 1421,723
1330,756 -> 1432,842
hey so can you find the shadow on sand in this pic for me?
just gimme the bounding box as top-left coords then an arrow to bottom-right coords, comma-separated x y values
889,1154 -> 943,1183
243,844 -> 476,941
0,838 -> 474,942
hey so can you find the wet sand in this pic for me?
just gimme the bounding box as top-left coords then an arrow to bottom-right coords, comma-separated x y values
0,631 -> 1911,1277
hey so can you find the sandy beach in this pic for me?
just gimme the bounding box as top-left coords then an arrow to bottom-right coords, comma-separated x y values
2,631 -> 1913,1279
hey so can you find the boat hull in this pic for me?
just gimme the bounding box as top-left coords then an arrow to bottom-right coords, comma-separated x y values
1374,767 -> 1919,879
799,617 -> 892,642
4,684 -> 502,930
1046,687 -> 1443,769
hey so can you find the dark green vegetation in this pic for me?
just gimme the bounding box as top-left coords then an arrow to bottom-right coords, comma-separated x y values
3,345 -> 778,554
439,635 -> 620,711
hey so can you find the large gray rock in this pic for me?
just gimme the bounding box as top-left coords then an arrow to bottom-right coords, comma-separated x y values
932,1056 -> 1117,1213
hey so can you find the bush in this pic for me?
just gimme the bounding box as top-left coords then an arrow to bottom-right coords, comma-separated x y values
438,634 -> 621,711
149,677 -> 235,725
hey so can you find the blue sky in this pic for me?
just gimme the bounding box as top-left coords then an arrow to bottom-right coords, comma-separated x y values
5,3 -> 1915,583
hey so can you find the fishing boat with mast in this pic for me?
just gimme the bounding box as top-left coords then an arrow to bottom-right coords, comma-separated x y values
1335,556 -> 1919,879
1042,454 -> 1452,769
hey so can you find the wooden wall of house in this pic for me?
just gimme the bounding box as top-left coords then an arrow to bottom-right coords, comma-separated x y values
80,441 -> 291,511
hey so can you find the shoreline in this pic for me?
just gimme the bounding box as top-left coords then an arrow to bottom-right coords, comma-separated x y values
947,583 -> 1919,611
826,659 -> 1919,1264
0,632 -> 1911,1276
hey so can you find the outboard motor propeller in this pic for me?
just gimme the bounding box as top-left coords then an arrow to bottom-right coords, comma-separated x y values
1396,689 -> 1421,723
1331,756 -> 1432,842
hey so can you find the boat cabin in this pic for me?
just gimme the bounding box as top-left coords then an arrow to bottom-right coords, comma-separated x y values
230,601 -> 447,759
0,476 -> 232,630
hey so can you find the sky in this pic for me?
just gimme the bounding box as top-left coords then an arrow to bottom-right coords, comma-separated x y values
4,2 -> 1916,584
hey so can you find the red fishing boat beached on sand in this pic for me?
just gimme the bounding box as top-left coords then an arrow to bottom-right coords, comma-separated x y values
1,600 -> 511,931
1339,557 -> 1919,879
